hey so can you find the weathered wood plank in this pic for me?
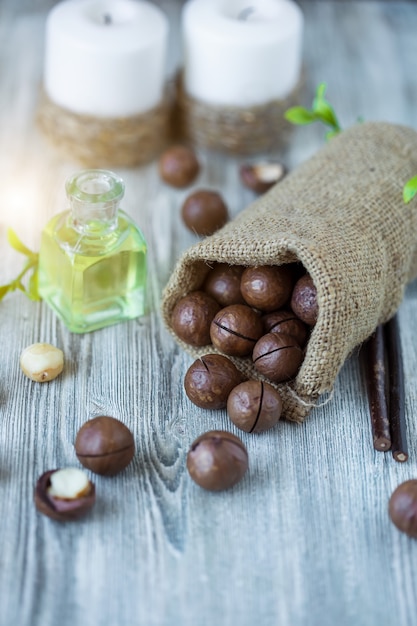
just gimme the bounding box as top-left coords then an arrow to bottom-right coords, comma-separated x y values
1,2 -> 417,626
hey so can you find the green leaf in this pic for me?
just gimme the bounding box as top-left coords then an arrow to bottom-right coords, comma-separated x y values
28,268 -> 41,301
0,284 -> 11,301
7,228 -> 34,257
313,84 -> 340,129
403,176 -> 417,204
312,83 -> 327,112
314,100 -> 340,129
284,106 -> 317,125
325,129 -> 341,141
315,82 -> 327,101
285,83 -> 343,135
1,229 -> 41,305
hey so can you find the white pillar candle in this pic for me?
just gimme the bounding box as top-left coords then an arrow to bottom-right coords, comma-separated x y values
182,0 -> 303,107
44,0 -> 168,117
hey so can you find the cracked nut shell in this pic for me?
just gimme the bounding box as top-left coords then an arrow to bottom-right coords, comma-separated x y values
34,469 -> 95,522
171,291 -> 220,347
75,416 -> 135,476
210,304 -> 263,357
187,430 -> 248,491
252,332 -> 304,383
184,354 -> 245,410
227,380 -> 283,433
239,161 -> 286,194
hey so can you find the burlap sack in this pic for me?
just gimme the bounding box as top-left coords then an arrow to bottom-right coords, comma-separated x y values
161,122 -> 417,422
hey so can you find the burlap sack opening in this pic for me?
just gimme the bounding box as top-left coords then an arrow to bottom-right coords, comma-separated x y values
161,122 -> 417,422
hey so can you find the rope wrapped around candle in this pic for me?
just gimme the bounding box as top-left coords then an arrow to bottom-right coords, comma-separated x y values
175,72 -> 303,155
37,87 -> 174,168
161,122 -> 417,422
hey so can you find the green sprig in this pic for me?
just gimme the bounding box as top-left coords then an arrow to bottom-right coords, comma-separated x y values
0,229 -> 41,302
403,175 -> 417,204
285,82 -> 342,140
286,83 -> 416,206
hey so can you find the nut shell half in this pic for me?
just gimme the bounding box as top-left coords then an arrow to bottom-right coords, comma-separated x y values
240,162 -> 286,194
34,470 -> 95,522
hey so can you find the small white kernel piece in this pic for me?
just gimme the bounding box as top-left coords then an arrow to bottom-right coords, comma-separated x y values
48,468 -> 91,500
254,162 -> 285,183
20,342 -> 64,382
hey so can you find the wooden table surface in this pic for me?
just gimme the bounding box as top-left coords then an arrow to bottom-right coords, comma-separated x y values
1,1 -> 417,625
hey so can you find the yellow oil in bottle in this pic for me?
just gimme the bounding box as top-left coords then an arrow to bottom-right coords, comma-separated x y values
38,170 -> 147,333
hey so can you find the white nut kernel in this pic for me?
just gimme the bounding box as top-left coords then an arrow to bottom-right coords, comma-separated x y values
254,162 -> 285,183
20,343 -> 64,382
48,468 -> 91,500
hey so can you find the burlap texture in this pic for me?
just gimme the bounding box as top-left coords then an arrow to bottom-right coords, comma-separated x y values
161,122 -> 417,422
175,72 -> 302,155
37,89 -> 173,168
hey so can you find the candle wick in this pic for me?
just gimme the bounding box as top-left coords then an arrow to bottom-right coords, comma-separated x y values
103,13 -> 112,25
237,6 -> 255,21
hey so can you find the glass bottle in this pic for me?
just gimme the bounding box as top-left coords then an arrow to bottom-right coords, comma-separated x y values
38,169 -> 147,333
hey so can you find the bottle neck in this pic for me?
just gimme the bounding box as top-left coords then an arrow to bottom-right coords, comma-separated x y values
66,169 -> 125,235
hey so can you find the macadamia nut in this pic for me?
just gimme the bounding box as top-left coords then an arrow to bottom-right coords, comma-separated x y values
34,469 -> 95,521
20,342 -> 64,382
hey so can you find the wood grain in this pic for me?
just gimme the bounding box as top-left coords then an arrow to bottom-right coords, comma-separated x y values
1,2 -> 417,625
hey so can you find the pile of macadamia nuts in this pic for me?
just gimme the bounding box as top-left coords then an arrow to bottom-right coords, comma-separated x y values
158,144 -> 319,436
171,263 -> 318,434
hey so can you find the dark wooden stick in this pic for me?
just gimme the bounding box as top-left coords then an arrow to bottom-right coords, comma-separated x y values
384,315 -> 408,462
364,325 -> 391,451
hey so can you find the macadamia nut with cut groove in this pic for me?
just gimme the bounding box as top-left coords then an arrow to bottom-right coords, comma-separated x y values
34,468 -> 95,521
20,342 -> 64,382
